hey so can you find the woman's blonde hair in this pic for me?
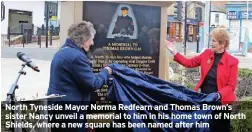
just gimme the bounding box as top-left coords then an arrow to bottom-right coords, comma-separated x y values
210,25 -> 229,49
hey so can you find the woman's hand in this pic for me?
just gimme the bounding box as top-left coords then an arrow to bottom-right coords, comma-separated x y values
165,40 -> 177,55
216,92 -> 221,101
104,67 -> 112,75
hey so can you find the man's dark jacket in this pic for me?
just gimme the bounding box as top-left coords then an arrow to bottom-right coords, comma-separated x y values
47,38 -> 109,101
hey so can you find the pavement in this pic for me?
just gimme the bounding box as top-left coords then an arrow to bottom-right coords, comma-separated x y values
1,41 -> 59,101
1,40 -> 252,101
234,53 -> 252,69
1,58 -> 51,101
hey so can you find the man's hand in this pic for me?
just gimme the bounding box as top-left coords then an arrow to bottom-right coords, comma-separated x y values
104,67 -> 112,75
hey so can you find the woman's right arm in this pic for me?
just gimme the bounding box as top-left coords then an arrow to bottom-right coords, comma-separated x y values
165,40 -> 204,68
173,52 -> 203,68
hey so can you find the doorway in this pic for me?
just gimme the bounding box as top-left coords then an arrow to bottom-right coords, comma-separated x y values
8,9 -> 32,31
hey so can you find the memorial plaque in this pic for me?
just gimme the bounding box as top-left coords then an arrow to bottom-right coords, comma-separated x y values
83,1 -> 161,105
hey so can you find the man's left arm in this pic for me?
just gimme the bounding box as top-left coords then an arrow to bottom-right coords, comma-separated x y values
218,59 -> 239,101
129,17 -> 134,34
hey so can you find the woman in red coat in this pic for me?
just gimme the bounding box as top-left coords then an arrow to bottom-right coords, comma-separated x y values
165,26 -> 239,131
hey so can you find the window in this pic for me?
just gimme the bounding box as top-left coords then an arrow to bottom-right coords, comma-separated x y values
189,25 -> 193,35
215,14 -> 219,23
176,23 -> 180,36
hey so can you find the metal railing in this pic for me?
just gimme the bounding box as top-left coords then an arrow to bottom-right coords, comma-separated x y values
6,23 -> 60,48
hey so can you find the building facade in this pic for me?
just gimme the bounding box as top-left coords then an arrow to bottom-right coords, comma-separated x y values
1,1 -> 60,35
210,5 -> 229,28
225,2 -> 252,43
225,1 -> 252,51
167,1 -> 205,42
1,1 -> 45,35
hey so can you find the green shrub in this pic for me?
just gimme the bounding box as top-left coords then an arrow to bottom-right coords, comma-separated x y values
186,82 -> 195,90
239,68 -> 252,78
236,68 -> 252,99
231,109 -> 252,132
231,101 -> 252,132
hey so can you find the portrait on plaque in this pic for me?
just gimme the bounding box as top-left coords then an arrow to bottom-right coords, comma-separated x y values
107,4 -> 138,39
